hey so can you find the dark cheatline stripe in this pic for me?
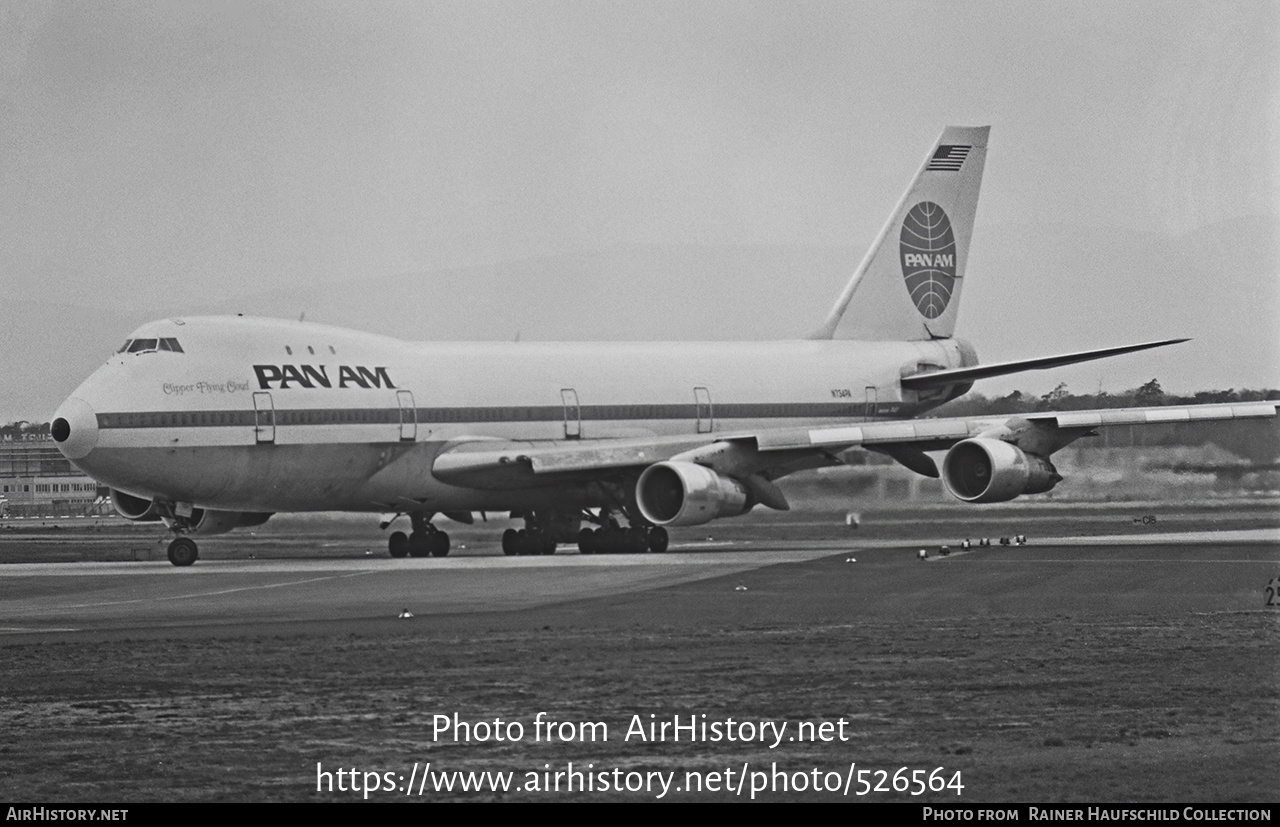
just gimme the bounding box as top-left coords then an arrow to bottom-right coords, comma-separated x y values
96,401 -> 912,430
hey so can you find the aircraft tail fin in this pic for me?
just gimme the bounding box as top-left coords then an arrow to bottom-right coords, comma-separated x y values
812,125 -> 989,341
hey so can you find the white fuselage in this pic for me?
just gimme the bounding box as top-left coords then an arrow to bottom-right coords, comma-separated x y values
54,316 -> 972,514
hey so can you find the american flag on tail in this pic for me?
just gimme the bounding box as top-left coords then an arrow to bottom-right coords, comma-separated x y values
927,145 -> 971,172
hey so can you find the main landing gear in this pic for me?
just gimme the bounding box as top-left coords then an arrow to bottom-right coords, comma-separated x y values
575,506 -> 669,555
387,513 -> 450,559
500,508 -> 580,556
576,520 -> 668,554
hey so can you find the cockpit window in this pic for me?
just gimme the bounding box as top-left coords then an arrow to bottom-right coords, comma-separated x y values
119,337 -> 183,355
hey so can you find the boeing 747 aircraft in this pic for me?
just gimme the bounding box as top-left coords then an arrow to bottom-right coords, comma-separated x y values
51,126 -> 1278,565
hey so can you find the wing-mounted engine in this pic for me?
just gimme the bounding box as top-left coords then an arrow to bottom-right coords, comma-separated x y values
187,509 -> 273,535
107,490 -> 271,534
110,489 -> 162,522
635,461 -> 750,527
941,438 -> 1062,503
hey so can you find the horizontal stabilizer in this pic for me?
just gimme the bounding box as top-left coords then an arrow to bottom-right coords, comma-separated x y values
900,338 -> 1189,389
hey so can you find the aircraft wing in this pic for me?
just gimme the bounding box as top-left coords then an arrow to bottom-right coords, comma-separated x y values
432,400 -> 1279,490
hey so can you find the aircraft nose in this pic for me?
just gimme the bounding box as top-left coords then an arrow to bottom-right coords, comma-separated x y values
51,397 -> 99,460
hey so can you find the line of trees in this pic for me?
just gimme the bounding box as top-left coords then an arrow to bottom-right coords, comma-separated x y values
933,382 -> 1280,463
934,380 -> 1279,417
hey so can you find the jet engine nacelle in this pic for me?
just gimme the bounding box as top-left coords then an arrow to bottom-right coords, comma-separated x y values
942,438 -> 1062,503
189,509 -> 274,536
110,488 -> 162,522
636,461 -> 750,527
108,490 -> 271,534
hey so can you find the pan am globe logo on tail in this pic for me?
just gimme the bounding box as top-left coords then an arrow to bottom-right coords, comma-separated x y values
899,201 -> 957,319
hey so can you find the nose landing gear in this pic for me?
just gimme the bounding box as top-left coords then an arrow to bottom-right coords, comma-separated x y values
167,536 -> 199,567
157,505 -> 200,567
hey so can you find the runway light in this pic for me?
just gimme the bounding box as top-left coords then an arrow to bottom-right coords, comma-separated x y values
845,556 -> 857,563
398,609 -> 415,619
734,584 -> 748,592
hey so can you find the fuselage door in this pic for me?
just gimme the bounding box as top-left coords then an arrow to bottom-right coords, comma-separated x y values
561,388 -> 581,439
695,386 -> 713,434
865,386 -> 878,419
397,390 -> 417,442
252,391 -> 275,444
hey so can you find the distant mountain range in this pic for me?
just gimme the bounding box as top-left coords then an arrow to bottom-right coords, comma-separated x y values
4,214 -> 1275,421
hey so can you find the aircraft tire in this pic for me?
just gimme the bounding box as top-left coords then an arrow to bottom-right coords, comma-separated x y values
577,528 -> 596,554
626,527 -> 649,554
502,528 -> 519,556
429,531 -> 450,557
408,532 -> 431,558
647,526 -> 669,554
167,537 -> 198,567
388,531 -> 409,558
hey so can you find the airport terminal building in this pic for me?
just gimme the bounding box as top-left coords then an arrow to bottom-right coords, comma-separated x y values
0,430 -> 110,519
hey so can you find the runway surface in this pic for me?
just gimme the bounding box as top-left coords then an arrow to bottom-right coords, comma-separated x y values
0,548 -> 843,633
1,504 -> 1277,802
2,528 -> 1277,636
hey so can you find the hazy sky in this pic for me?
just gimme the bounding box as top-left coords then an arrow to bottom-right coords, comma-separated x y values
1,1 -> 1276,418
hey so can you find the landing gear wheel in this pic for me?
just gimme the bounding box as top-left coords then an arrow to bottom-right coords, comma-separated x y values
167,537 -> 198,567
647,526 -> 669,553
408,531 -> 431,558
626,526 -> 649,554
598,528 -> 623,554
388,531 -> 409,558
429,531 -> 451,557
541,534 -> 556,555
502,528 -> 519,556
577,528 -> 596,555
